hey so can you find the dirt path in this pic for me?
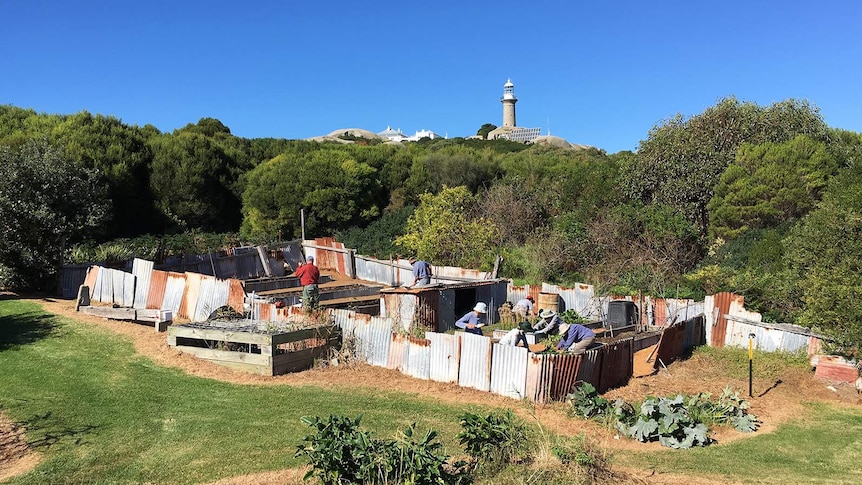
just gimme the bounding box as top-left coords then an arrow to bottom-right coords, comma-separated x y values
8,297 -> 861,484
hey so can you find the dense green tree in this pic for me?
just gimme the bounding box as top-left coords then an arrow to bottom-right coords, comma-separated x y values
395,186 -> 500,269
622,97 -> 828,236
148,131 -> 242,232
708,135 -> 839,240
785,163 -> 862,354
336,206 -> 415,258
477,123 -> 497,139
241,150 -> 382,239
0,139 -> 111,289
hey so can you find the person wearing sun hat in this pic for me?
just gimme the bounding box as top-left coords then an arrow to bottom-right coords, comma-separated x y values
556,321 -> 596,354
534,309 -> 563,335
455,302 -> 488,336
498,321 -> 533,348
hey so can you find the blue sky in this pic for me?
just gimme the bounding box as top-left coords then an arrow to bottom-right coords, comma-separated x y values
2,1 -> 860,153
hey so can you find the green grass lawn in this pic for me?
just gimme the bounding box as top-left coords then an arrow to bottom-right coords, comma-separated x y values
0,299 -> 488,484
3,298 -> 862,484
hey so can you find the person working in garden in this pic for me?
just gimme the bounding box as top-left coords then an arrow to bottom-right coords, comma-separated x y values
534,309 -> 563,335
498,321 -> 533,348
455,302 -> 487,335
295,255 -> 320,310
512,295 -> 535,318
556,322 -> 596,354
409,257 -> 433,287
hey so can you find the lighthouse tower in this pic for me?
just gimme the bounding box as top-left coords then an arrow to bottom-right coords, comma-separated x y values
501,78 -> 518,127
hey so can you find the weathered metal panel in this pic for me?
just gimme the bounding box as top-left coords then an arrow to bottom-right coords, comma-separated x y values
597,338 -> 633,393
162,272 -> 186,313
83,266 -> 99,300
147,270 -> 168,310
60,264 -> 90,299
418,291 -> 440,331
111,269 -> 125,305
132,258 -> 154,309
94,267 -> 109,303
575,349 -> 602,390
383,293 -> 416,332
179,272 -> 202,320
404,337 -> 431,380
458,333 -> 492,392
439,289 -> 456,332
490,344 -> 528,399
387,333 -> 409,371
427,332 -> 460,383
525,353 -> 553,403
724,317 -> 816,355
193,277 -> 216,321
355,256 -> 400,286
123,272 -> 135,307
709,292 -> 740,347
363,317 -> 394,366
228,279 -> 245,314
541,283 -> 601,320
682,315 -> 706,351
549,353 -> 582,400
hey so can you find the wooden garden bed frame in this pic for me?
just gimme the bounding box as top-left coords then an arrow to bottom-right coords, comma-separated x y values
167,324 -> 339,375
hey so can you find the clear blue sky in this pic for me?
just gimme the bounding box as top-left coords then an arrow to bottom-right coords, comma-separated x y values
2,1 -> 860,153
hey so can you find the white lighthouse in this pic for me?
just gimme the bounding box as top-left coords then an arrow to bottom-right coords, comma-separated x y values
501,78 -> 518,127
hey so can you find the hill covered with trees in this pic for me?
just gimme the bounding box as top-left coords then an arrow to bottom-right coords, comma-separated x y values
1,100 -> 861,354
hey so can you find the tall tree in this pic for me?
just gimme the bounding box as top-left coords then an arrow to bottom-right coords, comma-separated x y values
0,139 -> 110,289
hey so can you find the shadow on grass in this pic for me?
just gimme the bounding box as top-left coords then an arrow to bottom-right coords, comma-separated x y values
21,412 -> 98,448
0,306 -> 58,351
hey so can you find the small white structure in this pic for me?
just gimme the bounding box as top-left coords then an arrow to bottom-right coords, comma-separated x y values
406,129 -> 442,141
377,126 -> 408,142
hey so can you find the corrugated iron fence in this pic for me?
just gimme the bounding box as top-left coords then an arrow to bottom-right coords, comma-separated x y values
82,259 -> 245,321
330,308 -> 637,402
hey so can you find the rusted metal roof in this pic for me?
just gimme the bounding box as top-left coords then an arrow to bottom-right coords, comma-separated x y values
489,344 -> 528,399
458,333 -> 492,392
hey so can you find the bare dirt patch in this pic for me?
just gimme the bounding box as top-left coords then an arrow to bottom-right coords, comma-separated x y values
24,297 -> 862,483
0,411 -> 41,482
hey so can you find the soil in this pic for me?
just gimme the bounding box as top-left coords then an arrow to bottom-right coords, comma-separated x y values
5,296 -> 861,484
0,412 -> 41,482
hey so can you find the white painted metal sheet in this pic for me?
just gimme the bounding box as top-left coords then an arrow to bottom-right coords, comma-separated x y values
132,258 -> 153,309
458,332 -> 492,391
123,272 -> 135,307
111,269 -> 125,305
162,273 -> 186,313
427,332 -> 460,383
404,338 -> 431,380
490,343 -> 528,399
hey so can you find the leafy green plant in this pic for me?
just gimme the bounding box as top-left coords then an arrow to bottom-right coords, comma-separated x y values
567,383 -> 609,419
456,410 -> 529,470
295,414 -> 471,485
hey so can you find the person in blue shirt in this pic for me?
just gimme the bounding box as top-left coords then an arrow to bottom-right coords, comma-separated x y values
455,302 -> 487,335
535,309 -> 563,335
409,257 -> 433,287
556,322 -> 596,354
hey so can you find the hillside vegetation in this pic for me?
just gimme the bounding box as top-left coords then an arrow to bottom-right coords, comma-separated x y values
1,100 -> 861,354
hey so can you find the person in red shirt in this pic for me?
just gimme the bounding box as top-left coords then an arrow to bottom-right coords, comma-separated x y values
294,255 -> 320,310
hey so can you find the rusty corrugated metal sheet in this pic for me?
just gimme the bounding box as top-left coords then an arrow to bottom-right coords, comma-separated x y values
653,299 -> 668,327
361,317 -> 393,366
418,291 -> 440,331
490,344 -> 528,399
387,334 -> 409,371
525,353 -> 552,403
228,279 -> 245,314
549,353 -> 582,400
404,337 -> 431,379
597,338 -> 633,393
132,258 -> 153,309
83,266 -> 99,300
708,292 -> 742,347
575,349 -> 602,390
162,272 -> 186,313
355,256 -> 399,286
507,284 -> 542,306
458,332 -> 492,392
683,315 -> 705,351
724,316 -> 820,355
179,272 -> 202,320
147,270 -> 168,310
541,283 -> 602,320
427,332 -> 460,383
383,293 -> 416,332
194,276 -> 216,321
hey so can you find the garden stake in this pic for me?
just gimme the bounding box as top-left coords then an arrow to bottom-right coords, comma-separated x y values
748,333 -> 755,397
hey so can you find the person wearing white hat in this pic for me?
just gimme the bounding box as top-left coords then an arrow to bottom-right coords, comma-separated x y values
455,302 -> 488,335
535,309 -> 563,335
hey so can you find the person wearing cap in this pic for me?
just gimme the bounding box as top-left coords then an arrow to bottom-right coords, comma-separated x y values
556,322 -> 596,354
498,321 -> 533,349
535,309 -> 563,335
408,257 -> 433,287
512,295 -> 535,318
455,302 -> 488,336
294,255 -> 320,310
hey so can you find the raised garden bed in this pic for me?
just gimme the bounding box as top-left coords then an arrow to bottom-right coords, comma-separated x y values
167,319 -> 339,375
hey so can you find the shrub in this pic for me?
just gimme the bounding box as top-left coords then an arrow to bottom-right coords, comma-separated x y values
456,410 -> 529,471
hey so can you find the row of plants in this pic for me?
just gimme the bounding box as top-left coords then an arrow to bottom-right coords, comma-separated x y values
567,383 -> 759,449
295,409 -> 614,484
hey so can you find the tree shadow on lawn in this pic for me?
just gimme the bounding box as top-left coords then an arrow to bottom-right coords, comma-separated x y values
19,412 -> 98,449
0,303 -> 58,351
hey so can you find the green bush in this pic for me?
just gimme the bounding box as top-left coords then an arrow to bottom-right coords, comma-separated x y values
456,410 -> 529,471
